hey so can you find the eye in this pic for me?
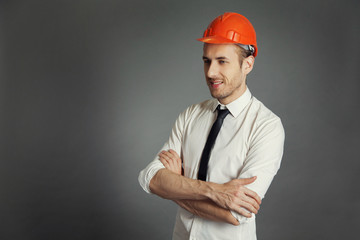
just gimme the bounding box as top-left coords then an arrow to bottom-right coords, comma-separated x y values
203,59 -> 210,64
219,60 -> 226,64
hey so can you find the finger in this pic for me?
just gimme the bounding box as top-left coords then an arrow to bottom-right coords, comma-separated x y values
239,176 -> 257,185
159,152 -> 171,161
159,152 -> 172,165
233,195 -> 259,213
168,149 -> 180,159
242,195 -> 260,211
162,150 -> 176,160
159,157 -> 169,167
168,150 -> 181,165
236,200 -> 258,214
244,188 -> 262,204
167,150 -> 182,171
160,152 -> 177,170
163,151 -> 180,171
163,150 -> 177,162
163,152 -> 180,171
233,207 -> 252,218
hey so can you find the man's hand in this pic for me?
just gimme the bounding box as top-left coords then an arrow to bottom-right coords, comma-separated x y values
159,149 -> 182,175
208,177 -> 261,217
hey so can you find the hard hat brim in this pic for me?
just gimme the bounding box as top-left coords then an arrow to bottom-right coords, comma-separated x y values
197,35 -> 237,44
197,35 -> 258,57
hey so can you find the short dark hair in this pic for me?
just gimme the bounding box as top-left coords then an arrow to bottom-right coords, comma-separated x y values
234,45 -> 253,67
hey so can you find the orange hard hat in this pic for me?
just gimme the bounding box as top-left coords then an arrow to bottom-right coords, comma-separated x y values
197,12 -> 258,57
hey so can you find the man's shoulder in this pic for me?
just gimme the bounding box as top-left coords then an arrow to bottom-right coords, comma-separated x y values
182,99 -> 216,116
247,96 -> 285,145
189,98 -> 215,110
248,96 -> 282,126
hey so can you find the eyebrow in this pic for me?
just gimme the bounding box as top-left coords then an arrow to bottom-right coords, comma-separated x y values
202,56 -> 229,60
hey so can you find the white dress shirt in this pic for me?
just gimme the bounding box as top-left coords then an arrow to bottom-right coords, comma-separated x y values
139,87 -> 285,240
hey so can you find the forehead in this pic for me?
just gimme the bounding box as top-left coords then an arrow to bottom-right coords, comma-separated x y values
203,43 -> 238,58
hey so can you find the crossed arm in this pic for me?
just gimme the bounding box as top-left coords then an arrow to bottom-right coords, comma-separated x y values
149,150 -> 261,225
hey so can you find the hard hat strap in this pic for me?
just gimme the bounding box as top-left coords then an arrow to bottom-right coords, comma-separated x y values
237,44 -> 255,55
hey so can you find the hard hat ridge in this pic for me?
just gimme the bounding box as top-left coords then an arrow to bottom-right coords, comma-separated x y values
197,12 -> 258,57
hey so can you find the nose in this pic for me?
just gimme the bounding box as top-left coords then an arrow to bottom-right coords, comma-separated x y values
206,62 -> 219,79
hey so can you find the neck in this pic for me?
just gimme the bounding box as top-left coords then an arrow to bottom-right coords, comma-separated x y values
218,85 -> 247,105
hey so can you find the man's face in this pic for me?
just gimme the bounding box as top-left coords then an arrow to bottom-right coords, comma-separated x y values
203,43 -> 252,105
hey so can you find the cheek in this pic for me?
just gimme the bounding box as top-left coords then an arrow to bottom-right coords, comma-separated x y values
222,70 -> 235,83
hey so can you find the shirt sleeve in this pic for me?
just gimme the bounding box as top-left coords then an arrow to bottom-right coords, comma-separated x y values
231,116 -> 285,223
138,110 -> 186,194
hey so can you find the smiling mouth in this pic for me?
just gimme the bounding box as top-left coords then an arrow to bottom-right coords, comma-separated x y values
209,81 -> 223,89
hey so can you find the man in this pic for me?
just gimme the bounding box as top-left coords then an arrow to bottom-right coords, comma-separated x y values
138,12 -> 285,240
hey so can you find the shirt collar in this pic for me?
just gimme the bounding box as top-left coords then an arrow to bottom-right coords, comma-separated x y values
210,87 -> 252,118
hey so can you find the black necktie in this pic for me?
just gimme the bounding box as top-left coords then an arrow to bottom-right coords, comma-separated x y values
198,105 -> 230,181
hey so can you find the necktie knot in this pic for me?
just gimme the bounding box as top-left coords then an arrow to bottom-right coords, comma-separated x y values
217,105 -> 230,120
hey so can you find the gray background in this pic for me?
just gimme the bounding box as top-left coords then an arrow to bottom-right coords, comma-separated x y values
1,0 -> 359,239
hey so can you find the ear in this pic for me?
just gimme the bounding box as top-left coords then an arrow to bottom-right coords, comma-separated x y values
243,55 -> 255,75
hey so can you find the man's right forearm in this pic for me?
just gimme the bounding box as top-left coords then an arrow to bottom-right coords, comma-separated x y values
149,168 -> 212,200
174,199 -> 240,225
150,168 -> 261,217
150,168 -> 239,224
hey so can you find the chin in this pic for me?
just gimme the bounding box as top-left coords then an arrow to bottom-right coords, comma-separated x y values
209,90 -> 219,98
210,92 -> 224,100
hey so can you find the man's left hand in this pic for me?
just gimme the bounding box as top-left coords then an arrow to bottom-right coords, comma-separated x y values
159,149 -> 182,175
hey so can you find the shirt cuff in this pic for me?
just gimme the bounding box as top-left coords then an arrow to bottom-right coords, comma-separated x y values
138,159 -> 165,194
